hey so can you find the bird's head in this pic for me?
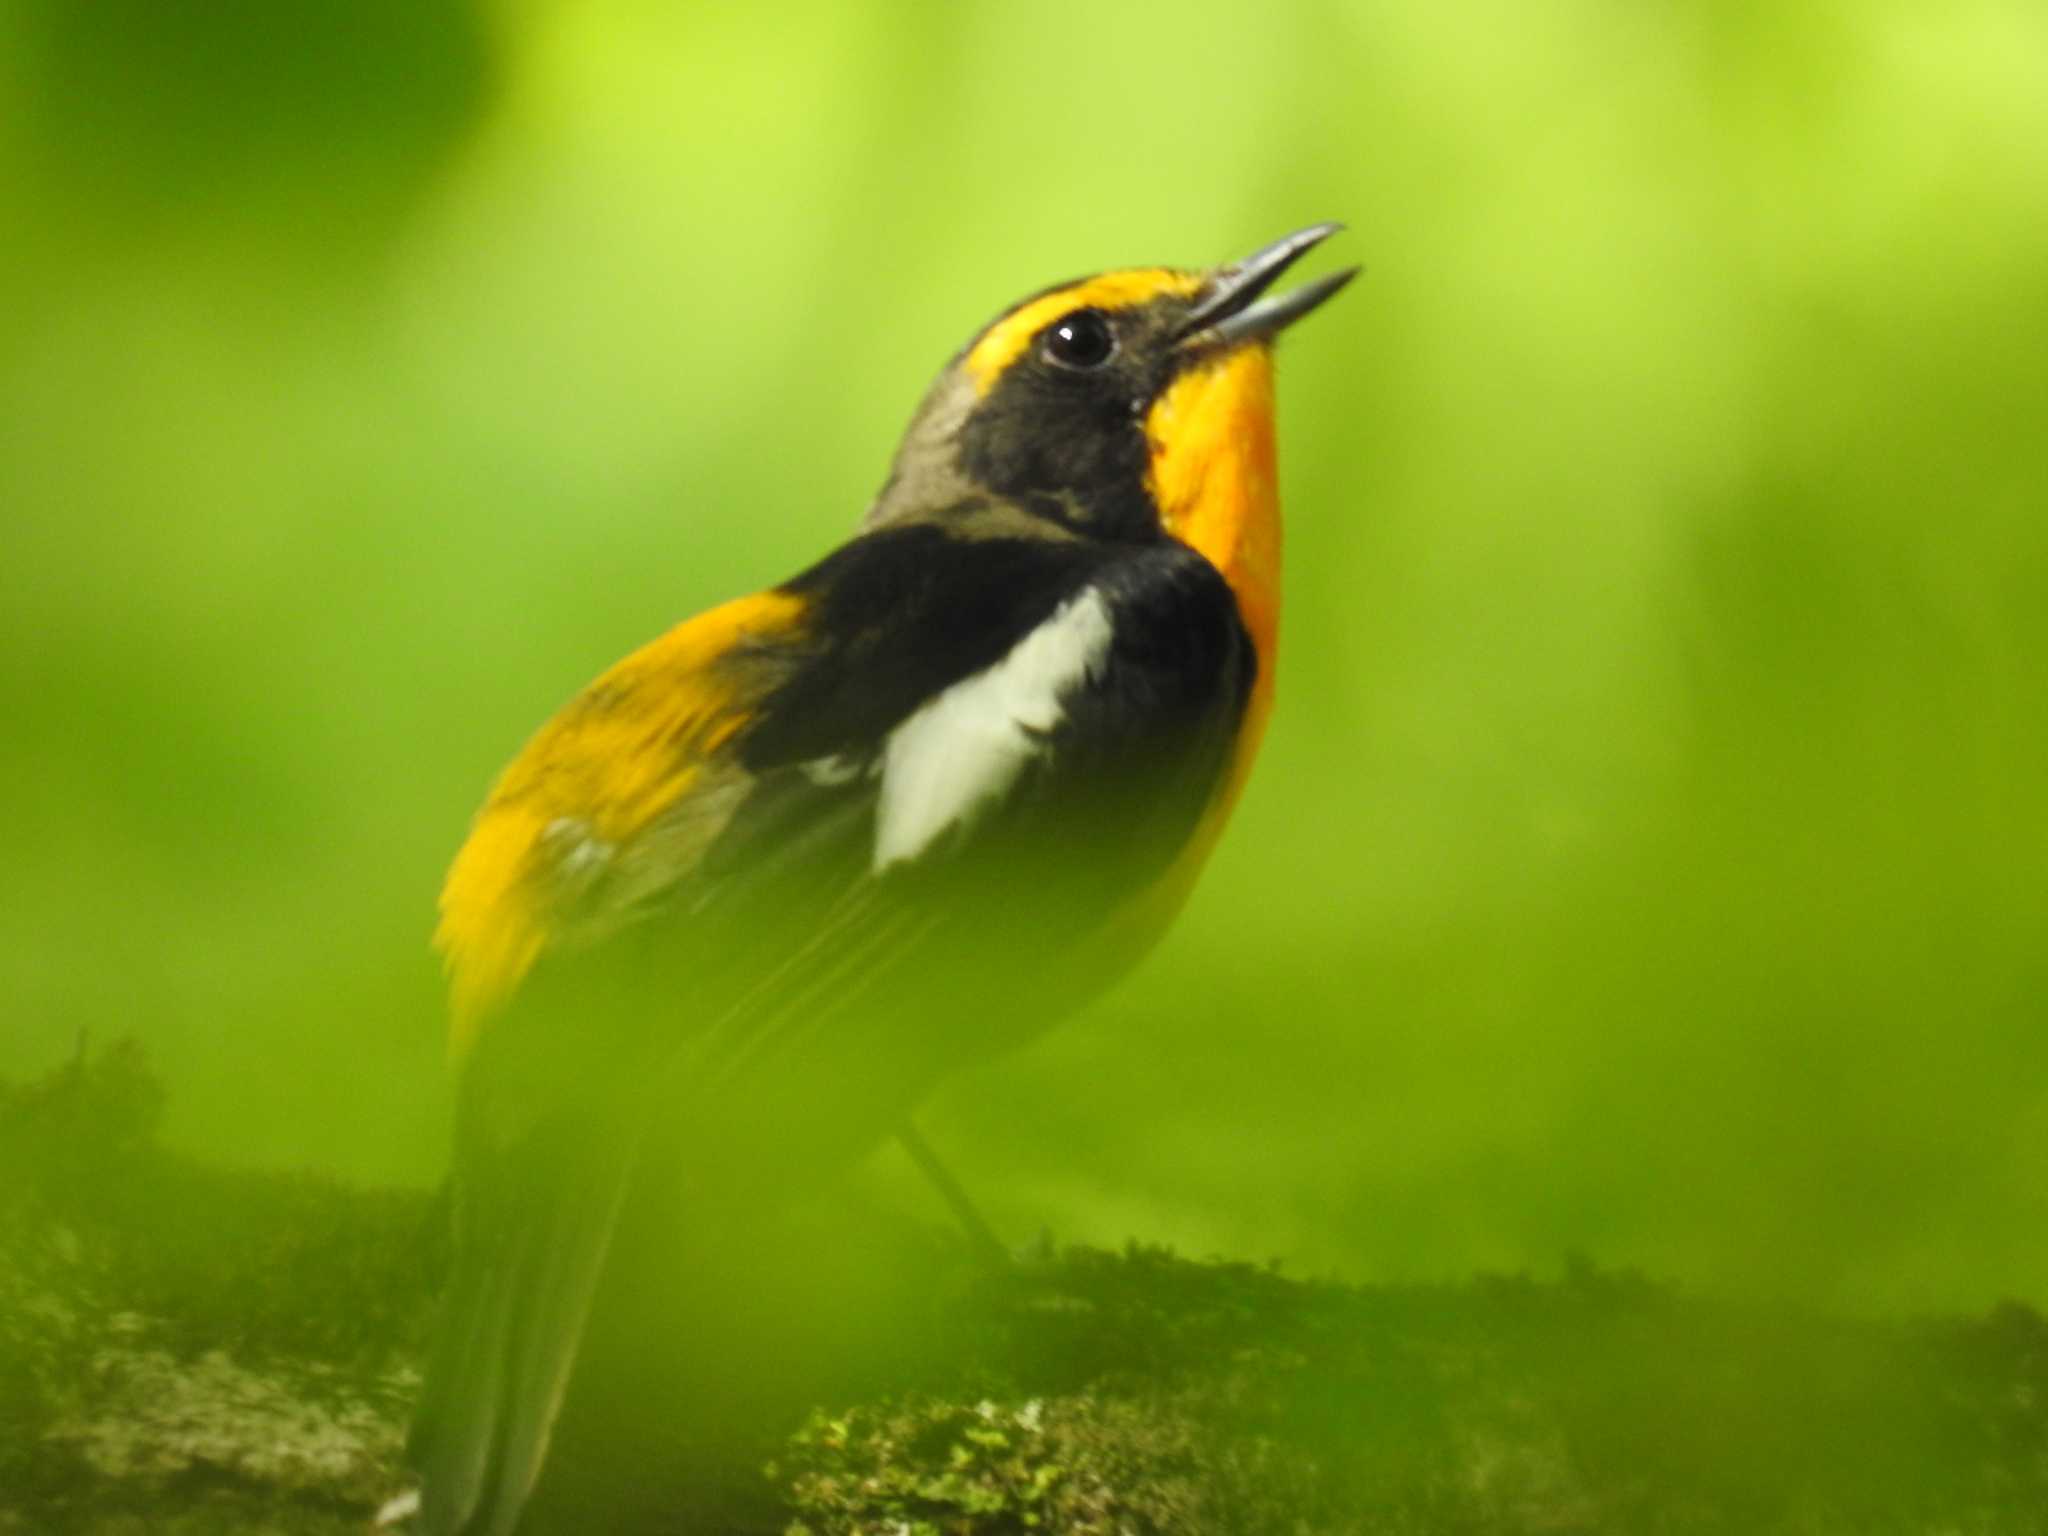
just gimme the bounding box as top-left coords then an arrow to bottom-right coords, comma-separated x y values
868,222 -> 1354,669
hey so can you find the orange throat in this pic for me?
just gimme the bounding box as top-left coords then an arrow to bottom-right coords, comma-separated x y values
1079,343 -> 1284,977
1145,342 -> 1283,788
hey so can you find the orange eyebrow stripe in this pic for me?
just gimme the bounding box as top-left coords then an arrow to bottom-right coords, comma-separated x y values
964,268 -> 1203,393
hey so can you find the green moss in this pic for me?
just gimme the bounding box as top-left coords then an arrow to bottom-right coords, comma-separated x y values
1,1041 -> 429,1532
7,1046 -> 2047,1534
775,1247 -> 2048,1535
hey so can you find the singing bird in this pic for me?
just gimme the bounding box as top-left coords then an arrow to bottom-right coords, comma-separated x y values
409,224 -> 1354,1535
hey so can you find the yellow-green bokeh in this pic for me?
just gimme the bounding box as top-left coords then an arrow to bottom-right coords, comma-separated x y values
3,0 -> 2044,1313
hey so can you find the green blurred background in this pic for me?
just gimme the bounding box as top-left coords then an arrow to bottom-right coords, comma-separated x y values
3,0 -> 2043,1315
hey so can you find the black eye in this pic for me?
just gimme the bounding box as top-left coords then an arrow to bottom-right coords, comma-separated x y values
1042,308 -> 1116,370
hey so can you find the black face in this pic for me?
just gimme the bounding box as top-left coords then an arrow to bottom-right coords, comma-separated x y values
955,296 -> 1192,543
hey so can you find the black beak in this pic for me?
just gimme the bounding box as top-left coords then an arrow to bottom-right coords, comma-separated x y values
1175,222 -> 1358,350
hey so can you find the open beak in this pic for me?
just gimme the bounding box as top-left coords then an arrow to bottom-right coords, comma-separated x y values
1175,222 -> 1358,351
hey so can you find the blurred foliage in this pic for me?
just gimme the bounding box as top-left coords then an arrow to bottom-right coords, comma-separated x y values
1,0 -> 2045,1316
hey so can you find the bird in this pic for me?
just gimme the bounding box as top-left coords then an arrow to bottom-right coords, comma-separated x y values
406,223 -> 1355,1535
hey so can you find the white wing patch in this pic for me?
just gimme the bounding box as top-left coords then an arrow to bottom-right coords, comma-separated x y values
873,588 -> 1115,870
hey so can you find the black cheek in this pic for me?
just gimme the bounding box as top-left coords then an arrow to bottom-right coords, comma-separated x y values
958,362 -> 1164,540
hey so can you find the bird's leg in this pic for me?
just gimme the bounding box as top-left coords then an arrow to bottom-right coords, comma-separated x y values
895,1120 -> 1012,1269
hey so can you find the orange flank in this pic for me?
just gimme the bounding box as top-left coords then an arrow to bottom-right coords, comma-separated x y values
964,269 -> 1203,393
435,589 -> 806,1049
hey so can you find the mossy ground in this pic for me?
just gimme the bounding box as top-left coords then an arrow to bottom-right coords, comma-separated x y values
3,1045 -> 2044,1535
0,1042 -> 429,1534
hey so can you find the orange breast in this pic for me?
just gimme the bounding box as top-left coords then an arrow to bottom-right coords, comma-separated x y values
1080,342 -> 1285,971
1146,342 -> 1282,820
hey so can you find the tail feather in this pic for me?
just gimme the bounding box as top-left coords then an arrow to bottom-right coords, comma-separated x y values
409,1117 -> 641,1536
